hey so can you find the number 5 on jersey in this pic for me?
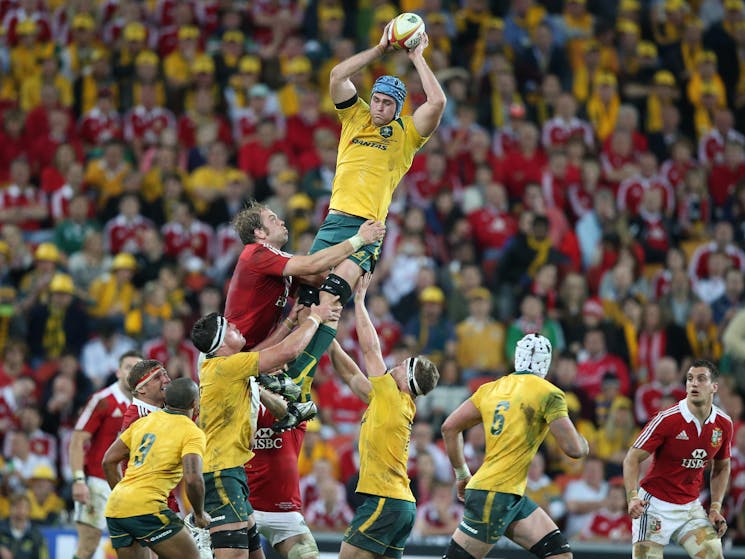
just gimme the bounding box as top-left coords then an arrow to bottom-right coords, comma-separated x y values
491,401 -> 510,435
133,433 -> 156,466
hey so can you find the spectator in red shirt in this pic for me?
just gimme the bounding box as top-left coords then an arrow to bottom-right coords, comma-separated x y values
238,118 -> 292,181
577,483 -> 632,543
412,481 -> 464,538
501,123 -> 547,203
635,356 -> 687,424
0,109 -> 30,182
0,339 -> 33,388
467,182 -> 517,262
576,328 -> 631,398
305,478 -> 354,533
710,140 -> 745,208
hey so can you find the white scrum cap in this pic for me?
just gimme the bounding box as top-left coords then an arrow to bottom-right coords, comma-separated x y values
514,333 -> 553,378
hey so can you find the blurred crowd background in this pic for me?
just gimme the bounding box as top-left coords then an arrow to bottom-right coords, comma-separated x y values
0,0 -> 745,552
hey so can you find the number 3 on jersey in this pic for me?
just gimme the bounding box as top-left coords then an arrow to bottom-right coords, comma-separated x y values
490,401 -> 510,435
133,433 -> 156,466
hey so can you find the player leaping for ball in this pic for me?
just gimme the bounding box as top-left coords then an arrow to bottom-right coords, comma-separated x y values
282,17 -> 447,398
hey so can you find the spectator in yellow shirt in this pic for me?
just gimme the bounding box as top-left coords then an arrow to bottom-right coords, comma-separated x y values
587,72 -> 620,141
646,70 -> 678,133
225,55 -> 263,113
85,140 -> 133,210
562,0 -> 595,71
188,141 -> 242,216
20,56 -> 72,112
455,287 -> 506,380
297,420 -> 341,480
163,26 -> 201,99
277,56 -> 316,118
88,252 -> 139,323
651,0 -> 688,48
10,20 -> 52,87
59,13 -> 104,81
687,50 -> 727,109
26,465 -> 65,525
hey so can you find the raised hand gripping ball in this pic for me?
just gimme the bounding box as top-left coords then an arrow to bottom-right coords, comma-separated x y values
388,12 -> 426,51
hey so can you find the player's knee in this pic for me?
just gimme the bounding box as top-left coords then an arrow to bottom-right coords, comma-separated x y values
442,539 -> 477,559
297,284 -> 320,307
287,539 -> 319,559
248,522 -> 262,552
680,527 -> 723,559
319,273 -> 352,305
633,541 -> 664,559
210,527 -> 249,550
529,530 -> 571,559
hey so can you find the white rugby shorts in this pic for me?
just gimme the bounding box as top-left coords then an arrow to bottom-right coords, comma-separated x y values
632,487 -> 712,546
253,510 -> 311,547
73,476 -> 111,531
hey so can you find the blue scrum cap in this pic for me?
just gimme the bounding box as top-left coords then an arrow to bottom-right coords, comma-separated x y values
371,75 -> 407,120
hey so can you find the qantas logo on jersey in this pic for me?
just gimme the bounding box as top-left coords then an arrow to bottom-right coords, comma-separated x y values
253,427 -> 283,450
351,138 -> 388,150
681,448 -> 708,469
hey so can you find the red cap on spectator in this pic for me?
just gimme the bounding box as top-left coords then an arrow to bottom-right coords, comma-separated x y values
509,103 -> 526,119
582,298 -> 604,319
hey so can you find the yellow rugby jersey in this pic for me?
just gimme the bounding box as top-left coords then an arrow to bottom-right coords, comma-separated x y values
330,97 -> 429,221
356,374 -> 416,502
468,373 -> 568,496
199,351 -> 259,472
105,410 -> 205,518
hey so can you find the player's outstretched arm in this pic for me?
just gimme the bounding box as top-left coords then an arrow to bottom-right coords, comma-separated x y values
329,23 -> 393,104
409,33 -> 446,137
183,453 -> 211,528
328,339 -> 371,403
258,298 -> 341,373
623,446 -> 651,519
101,437 -> 129,489
548,416 -> 589,459
283,220 -> 386,278
354,274 -> 386,377
252,301 -> 303,352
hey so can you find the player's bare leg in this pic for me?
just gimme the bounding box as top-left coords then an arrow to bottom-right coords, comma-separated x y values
147,528 -> 202,559
445,530 -> 492,559
74,523 -> 102,559
275,533 -> 319,559
506,507 -> 571,559
632,541 -> 664,559
211,519 -> 250,559
338,541 -> 379,559
679,526 -> 724,559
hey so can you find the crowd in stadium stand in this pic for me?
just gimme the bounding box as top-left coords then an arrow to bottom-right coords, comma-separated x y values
0,0 -> 745,552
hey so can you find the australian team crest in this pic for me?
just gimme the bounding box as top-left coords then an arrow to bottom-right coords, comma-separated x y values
711,428 -> 723,448
379,125 -> 393,138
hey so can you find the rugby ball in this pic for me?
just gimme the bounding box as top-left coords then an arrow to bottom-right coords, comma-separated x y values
388,13 -> 425,51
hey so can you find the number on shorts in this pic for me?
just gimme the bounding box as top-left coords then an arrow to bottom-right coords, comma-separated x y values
490,401 -> 510,436
133,433 -> 156,466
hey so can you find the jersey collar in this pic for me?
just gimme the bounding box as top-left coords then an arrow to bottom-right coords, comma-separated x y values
132,397 -> 161,414
111,382 -> 131,406
678,399 -> 717,427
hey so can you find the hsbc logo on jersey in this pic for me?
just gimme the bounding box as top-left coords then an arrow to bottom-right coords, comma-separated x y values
681,448 -> 708,469
253,428 -> 283,450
